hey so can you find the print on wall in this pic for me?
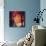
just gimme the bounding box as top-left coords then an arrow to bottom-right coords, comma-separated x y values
9,11 -> 25,27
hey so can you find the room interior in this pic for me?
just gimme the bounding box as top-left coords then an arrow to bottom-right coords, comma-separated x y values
0,0 -> 46,46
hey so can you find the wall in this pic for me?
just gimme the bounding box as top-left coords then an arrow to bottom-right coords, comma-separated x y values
0,3 -> 4,42
40,0 -> 46,45
0,0 -> 4,42
4,0 -> 40,42
40,0 -> 46,26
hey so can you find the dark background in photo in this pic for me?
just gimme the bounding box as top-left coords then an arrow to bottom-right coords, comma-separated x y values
9,11 -> 25,27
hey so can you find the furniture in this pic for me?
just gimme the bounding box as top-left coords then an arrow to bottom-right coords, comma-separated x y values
2,25 -> 46,46
31,25 -> 46,46
17,25 -> 46,46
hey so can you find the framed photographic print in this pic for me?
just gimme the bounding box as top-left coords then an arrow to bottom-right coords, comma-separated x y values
9,11 -> 25,27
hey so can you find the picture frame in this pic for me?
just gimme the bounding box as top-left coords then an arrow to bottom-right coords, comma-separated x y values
9,11 -> 25,27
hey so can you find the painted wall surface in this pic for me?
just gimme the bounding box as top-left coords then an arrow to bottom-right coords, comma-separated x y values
4,0 -> 40,42
0,0 -> 4,42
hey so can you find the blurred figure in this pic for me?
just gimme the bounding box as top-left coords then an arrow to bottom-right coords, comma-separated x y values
9,11 -> 25,27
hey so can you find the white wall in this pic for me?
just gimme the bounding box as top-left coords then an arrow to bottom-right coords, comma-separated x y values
0,0 -> 4,42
